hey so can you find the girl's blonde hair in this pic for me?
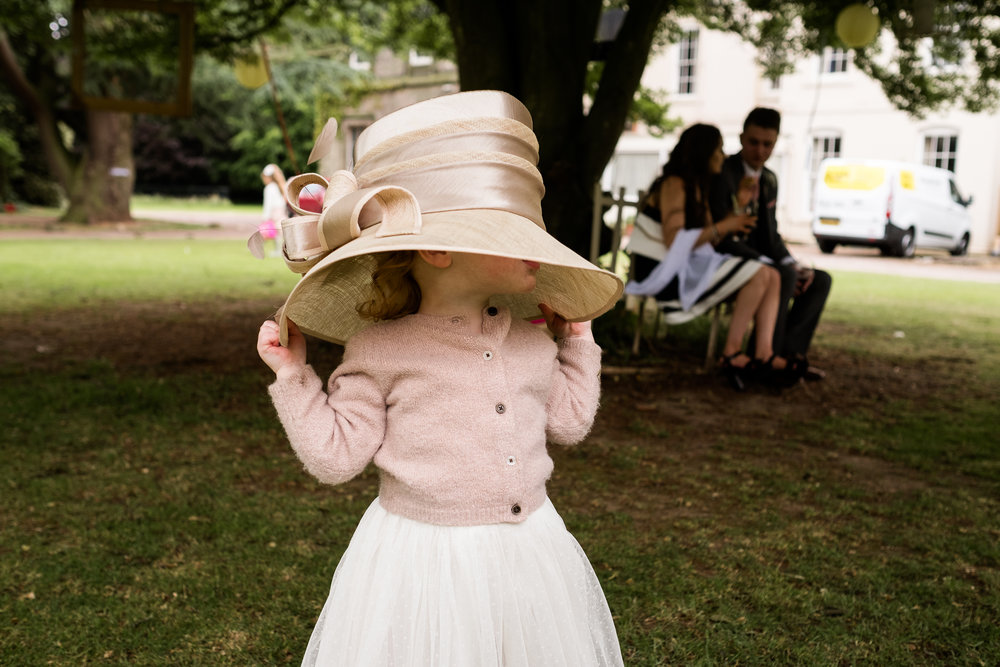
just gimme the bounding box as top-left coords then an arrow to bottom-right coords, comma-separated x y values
356,251 -> 421,322
261,163 -> 289,198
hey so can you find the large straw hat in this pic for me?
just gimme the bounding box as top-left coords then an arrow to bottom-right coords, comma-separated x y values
249,90 -> 623,346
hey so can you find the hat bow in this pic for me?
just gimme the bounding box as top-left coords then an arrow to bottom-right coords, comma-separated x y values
249,170 -> 421,274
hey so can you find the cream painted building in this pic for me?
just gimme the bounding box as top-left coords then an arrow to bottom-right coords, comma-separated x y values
607,20 -> 1000,254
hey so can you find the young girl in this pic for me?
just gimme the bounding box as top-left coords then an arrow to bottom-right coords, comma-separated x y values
255,91 -> 625,666
259,163 -> 287,256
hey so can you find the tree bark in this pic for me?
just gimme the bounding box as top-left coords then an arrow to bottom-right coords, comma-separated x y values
62,111 -> 135,224
2,26 -> 136,224
434,0 -> 672,256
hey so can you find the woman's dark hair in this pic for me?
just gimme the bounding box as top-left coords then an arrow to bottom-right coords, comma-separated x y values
646,123 -> 722,229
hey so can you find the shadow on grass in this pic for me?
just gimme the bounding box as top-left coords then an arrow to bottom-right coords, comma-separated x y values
2,287 -> 999,664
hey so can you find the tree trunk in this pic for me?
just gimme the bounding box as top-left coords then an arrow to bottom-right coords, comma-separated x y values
62,111 -> 135,224
437,0 -> 671,257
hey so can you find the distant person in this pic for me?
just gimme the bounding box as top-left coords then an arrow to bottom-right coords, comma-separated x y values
709,108 -> 832,380
260,163 -> 287,256
626,123 -> 793,389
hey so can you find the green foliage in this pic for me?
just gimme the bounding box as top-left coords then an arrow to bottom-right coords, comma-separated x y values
0,88 -> 62,205
586,62 -> 682,137
696,0 -> 1000,116
0,128 -> 22,200
134,7 -> 364,199
76,5 -> 185,102
369,0 -> 455,60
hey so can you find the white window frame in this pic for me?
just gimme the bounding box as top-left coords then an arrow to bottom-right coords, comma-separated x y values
810,132 -> 843,207
348,51 -> 371,72
811,134 -> 842,173
408,49 -> 433,68
923,133 -> 958,172
677,29 -> 698,95
821,47 -> 849,74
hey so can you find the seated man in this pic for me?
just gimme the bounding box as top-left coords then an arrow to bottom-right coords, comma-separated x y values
709,107 -> 832,380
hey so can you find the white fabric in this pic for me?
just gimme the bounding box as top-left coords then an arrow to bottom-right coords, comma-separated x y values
301,498 -> 623,667
742,161 -> 762,181
625,211 -> 668,261
626,227 -> 728,311
262,181 -> 285,221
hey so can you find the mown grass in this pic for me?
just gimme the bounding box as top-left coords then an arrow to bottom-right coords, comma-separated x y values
2,239 -> 999,665
6,195 -> 258,216
131,194 -> 259,213
0,239 -> 298,312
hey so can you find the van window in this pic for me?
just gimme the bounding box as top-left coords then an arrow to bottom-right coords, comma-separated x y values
823,164 -> 885,190
949,179 -> 966,204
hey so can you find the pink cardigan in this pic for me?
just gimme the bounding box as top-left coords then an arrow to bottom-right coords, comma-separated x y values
268,306 -> 602,526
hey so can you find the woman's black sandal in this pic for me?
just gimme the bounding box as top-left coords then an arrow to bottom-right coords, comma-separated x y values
750,355 -> 800,388
719,353 -> 749,392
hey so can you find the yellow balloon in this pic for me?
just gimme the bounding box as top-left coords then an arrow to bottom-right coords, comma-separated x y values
235,55 -> 269,89
836,3 -> 881,48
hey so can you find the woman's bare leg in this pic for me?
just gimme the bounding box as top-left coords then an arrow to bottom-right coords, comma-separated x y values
722,267 -> 768,365
752,266 -> 786,368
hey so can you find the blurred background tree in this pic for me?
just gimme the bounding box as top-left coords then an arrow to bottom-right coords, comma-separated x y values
133,10 -> 361,203
3,0 -> 999,249
0,0 -> 304,222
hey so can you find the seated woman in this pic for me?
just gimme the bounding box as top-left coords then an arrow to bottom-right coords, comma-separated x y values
625,123 -> 789,387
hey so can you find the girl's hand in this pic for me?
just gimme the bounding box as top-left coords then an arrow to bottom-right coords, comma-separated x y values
257,319 -> 307,374
539,303 -> 593,341
735,176 -> 758,210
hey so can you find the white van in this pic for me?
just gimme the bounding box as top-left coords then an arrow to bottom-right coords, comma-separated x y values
812,159 -> 973,257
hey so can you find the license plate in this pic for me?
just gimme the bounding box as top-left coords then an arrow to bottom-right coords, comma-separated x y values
819,218 -> 840,225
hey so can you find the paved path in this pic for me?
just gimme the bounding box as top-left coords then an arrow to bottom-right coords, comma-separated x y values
792,243 -> 1000,285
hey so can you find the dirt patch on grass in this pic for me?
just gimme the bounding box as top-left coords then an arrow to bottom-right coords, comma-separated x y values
4,297 -> 951,524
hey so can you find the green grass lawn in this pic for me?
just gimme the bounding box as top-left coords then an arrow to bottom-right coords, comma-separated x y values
1,195 -> 258,225
0,239 -> 298,312
1,240 -> 999,665
130,194 -> 259,213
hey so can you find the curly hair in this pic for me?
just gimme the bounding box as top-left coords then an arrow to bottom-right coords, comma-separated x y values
356,251 -> 422,322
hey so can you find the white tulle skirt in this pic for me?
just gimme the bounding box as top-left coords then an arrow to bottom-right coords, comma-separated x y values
301,497 -> 623,667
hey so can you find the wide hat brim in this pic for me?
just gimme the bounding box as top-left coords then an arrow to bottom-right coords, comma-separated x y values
278,209 -> 623,346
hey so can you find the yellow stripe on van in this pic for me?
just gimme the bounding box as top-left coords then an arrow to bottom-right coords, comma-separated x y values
823,165 -> 886,190
899,170 -> 915,190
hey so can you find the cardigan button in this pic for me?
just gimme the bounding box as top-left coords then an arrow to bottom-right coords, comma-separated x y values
511,504 -> 522,515
487,306 -> 498,316
483,350 -> 493,360
495,403 -> 506,414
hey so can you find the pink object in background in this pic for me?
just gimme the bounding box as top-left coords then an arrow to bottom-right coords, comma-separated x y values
259,219 -> 279,240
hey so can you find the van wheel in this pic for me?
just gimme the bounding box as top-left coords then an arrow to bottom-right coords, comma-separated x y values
817,239 -> 837,254
950,233 -> 970,256
895,227 -> 915,258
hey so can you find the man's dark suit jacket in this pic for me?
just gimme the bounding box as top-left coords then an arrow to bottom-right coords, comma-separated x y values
709,152 -> 833,360
709,153 -> 791,265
